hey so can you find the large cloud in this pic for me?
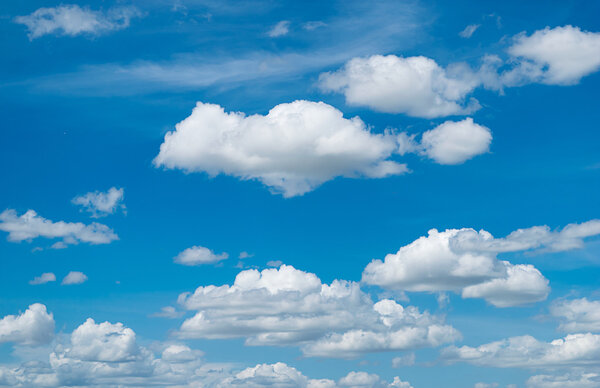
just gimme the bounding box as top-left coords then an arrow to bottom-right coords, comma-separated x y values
0,209 -> 118,247
154,100 -> 408,197
177,265 -> 459,357
504,25 -> 600,86
318,55 -> 481,118
14,5 -> 141,39
0,304 -> 55,346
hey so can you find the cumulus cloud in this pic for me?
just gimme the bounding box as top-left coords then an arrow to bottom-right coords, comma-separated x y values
0,304 -> 54,346
420,118 -> 492,164
551,298 -> 600,333
526,372 -> 600,388
14,5 -> 142,39
0,209 -> 118,247
441,332 -> 600,368
459,24 -> 480,38
363,219 -> 600,306
504,25 -> 600,86
174,245 -> 229,266
61,271 -> 88,285
29,273 -> 56,285
319,55 -> 481,118
268,20 -> 291,37
154,100 -> 408,197
72,187 -> 125,218
177,265 -> 459,357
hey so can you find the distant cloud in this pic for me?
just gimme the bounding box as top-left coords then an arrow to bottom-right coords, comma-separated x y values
29,272 -> 56,285
72,187 -> 125,218
15,4 -> 142,39
459,24 -> 480,38
503,25 -> 600,86
551,298 -> 600,333
0,303 -> 55,345
266,260 -> 283,267
267,20 -> 290,37
0,209 -> 118,247
151,306 -> 185,319
174,246 -> 228,266
238,251 -> 254,259
62,271 -> 88,285
303,21 -> 326,31
319,55 -> 481,118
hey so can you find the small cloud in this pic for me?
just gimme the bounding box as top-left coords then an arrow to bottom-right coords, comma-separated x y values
72,187 -> 125,218
459,24 -> 480,38
303,21 -> 326,31
266,260 -> 283,267
437,292 -> 450,308
62,271 -> 88,285
238,251 -> 254,259
51,241 -> 68,250
151,306 -> 184,319
29,273 -> 56,285
174,245 -> 228,266
392,353 -> 416,367
268,20 -> 290,37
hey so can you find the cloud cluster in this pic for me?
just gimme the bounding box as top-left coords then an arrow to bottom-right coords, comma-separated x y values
155,101 -> 491,196
442,332 -> 600,368
0,209 -> 118,247
319,26 -> 600,118
72,187 -> 125,218
177,264 -> 460,357
15,5 -> 142,39
154,100 -> 408,197
174,245 -> 229,266
0,304 -> 54,346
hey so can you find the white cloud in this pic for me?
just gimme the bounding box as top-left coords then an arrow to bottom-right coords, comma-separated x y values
15,5 -> 142,39
61,271 -> 88,285
177,265 -> 459,357
154,100 -> 408,197
174,245 -> 229,266
550,298 -> 600,333
268,20 -> 291,37
29,273 -> 56,285
72,187 -> 125,218
239,251 -> 254,259
504,25 -> 600,86
459,24 -> 480,38
392,353 -> 415,367
66,318 -> 139,362
267,260 -> 283,267
151,306 -> 185,319
0,209 -> 118,246
0,304 -> 54,346
318,55 -> 481,118
303,21 -> 327,31
420,118 -> 492,164
442,332 -> 600,368
339,371 -> 381,387
527,372 -> 600,388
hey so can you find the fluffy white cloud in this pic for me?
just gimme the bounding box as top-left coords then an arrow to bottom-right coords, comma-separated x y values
420,118 -> 492,164
72,187 -> 125,218
14,5 -> 141,39
154,100 -> 408,197
0,209 -> 118,246
527,372 -> 600,388
65,318 -> 139,362
29,273 -> 56,285
177,265 -> 459,357
61,271 -> 88,285
504,25 -> 600,86
0,304 -> 54,346
459,24 -> 480,38
174,245 -> 229,266
442,333 -> 600,368
268,21 -> 291,37
319,55 -> 481,118
551,298 -> 600,332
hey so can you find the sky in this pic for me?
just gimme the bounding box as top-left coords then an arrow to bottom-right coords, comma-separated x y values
1,0 -> 600,387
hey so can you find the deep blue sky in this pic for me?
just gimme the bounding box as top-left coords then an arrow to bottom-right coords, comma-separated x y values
1,1 -> 600,387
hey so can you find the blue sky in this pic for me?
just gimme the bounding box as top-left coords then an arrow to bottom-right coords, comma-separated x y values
1,0 -> 600,387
